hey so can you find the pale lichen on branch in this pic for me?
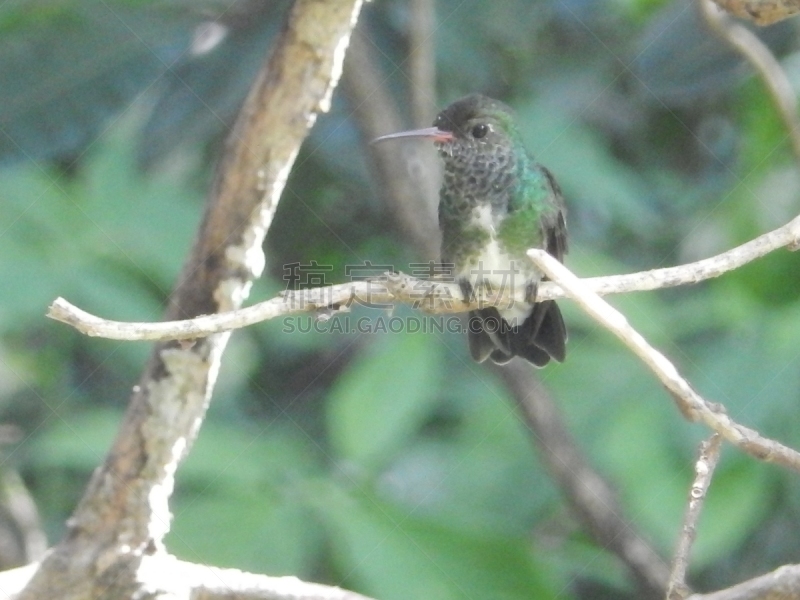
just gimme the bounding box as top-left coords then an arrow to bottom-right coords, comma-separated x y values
46,213 -> 800,341
710,0 -> 800,25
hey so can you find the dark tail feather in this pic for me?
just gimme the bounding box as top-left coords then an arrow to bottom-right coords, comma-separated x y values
519,300 -> 567,364
467,302 -> 566,367
467,309 -> 502,363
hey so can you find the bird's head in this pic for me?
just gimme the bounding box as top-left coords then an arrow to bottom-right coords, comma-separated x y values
372,94 -> 519,162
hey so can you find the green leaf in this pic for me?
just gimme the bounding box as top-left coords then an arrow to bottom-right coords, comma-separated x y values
169,488 -> 323,576
550,537 -> 629,592
0,112 -> 202,332
326,330 -> 443,471
168,421 -> 324,574
685,303 -> 800,433
381,370 -> 556,536
76,115 -> 202,289
516,98 -> 660,237
0,3 -> 191,164
595,398 -> 690,553
176,419 -> 320,490
306,481 -> 556,600
27,408 -> 123,471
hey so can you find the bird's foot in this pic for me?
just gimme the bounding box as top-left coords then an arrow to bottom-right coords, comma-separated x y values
458,279 -> 475,304
524,281 -> 538,304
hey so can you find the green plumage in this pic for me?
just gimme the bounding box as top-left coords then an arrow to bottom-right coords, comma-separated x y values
373,93 -> 568,365
431,94 -> 567,366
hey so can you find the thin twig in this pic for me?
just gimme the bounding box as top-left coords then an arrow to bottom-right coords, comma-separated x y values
46,212 -> 800,340
526,248 -> 800,473
667,434 -> 723,600
700,0 -> 800,164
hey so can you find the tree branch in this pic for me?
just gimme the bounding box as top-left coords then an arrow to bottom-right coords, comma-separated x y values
344,13 -> 671,595
319,13 -> 672,594
35,5 -> 800,597
708,0 -> 800,25
47,212 -> 800,341
668,434 -> 723,600
0,556 -> 377,600
19,1 -> 365,599
699,0 -> 800,162
526,248 -> 800,473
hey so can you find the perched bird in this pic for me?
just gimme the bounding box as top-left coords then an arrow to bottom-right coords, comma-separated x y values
373,94 -> 567,366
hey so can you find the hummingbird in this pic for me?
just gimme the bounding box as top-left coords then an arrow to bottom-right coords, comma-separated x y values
373,94 -> 567,366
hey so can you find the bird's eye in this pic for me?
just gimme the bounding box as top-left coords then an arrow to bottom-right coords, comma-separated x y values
471,123 -> 489,139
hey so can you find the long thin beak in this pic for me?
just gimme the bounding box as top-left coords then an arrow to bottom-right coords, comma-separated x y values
371,126 -> 454,145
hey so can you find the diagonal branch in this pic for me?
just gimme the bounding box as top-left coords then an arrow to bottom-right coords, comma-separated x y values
342,12 -> 670,595
47,211 -> 800,340
18,1 -> 365,599
699,0 -> 800,162
526,248 -> 800,473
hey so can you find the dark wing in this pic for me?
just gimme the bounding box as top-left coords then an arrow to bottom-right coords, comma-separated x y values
538,166 -> 568,263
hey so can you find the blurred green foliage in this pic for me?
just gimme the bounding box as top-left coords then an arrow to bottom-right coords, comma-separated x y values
2,0 -> 800,598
